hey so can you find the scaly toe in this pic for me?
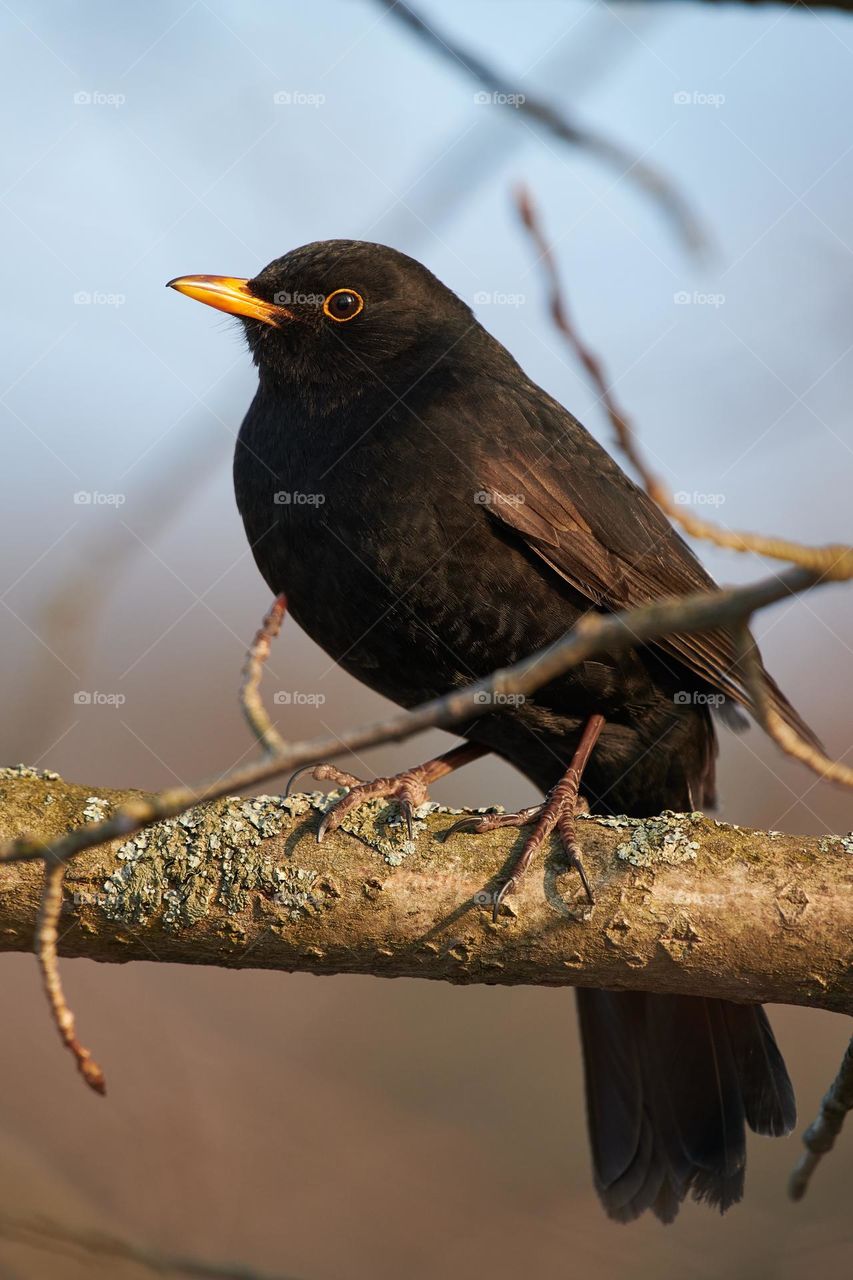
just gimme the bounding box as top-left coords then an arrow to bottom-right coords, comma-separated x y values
442,805 -> 542,841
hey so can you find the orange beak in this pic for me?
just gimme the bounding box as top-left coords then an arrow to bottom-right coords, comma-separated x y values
166,275 -> 294,326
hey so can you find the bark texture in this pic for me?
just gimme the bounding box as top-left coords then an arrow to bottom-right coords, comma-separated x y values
1,764 -> 851,1014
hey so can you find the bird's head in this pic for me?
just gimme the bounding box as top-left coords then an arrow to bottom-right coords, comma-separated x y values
167,239 -> 475,398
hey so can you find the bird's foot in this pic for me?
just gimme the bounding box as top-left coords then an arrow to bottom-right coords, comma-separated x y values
445,791 -> 594,919
287,743 -> 488,844
444,714 -> 605,919
314,762 -> 430,843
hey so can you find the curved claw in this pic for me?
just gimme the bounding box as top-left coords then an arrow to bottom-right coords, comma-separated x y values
566,842 -> 595,905
492,877 -> 516,922
399,798 -> 415,842
441,816 -> 485,842
316,808 -> 340,844
286,764 -> 318,797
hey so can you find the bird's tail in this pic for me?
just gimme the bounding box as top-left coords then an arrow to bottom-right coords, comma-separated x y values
576,988 -> 796,1222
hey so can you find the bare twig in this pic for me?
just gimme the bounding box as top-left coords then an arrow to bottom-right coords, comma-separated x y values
0,1209 -> 299,1279
0,565 -> 821,874
734,625 -> 853,787
377,0 -> 705,254
514,183 -> 853,787
35,860 -> 105,1095
240,594 -> 287,755
672,0 -> 853,10
11,413 -> 229,762
514,184 -> 853,582
789,1033 -> 853,1201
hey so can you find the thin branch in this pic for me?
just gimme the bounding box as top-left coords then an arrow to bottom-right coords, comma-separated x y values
789,1034 -> 853,1200
35,860 -> 105,1095
514,184 -> 853,583
240,594 -> 287,755
0,565 -> 821,873
734,625 -> 853,787
0,1209 -> 300,1279
514,183 -> 853,788
662,0 -> 853,10
376,0 -> 706,254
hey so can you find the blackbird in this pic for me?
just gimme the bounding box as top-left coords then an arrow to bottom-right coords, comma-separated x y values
168,240 -> 813,1222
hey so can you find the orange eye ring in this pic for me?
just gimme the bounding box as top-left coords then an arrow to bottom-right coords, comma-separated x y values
323,288 -> 364,323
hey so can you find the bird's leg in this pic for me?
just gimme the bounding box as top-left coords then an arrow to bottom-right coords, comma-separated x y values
288,742 -> 489,844
445,714 -> 605,918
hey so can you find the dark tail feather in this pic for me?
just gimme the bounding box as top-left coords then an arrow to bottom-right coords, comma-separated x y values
722,1002 -> 797,1137
576,989 -> 795,1223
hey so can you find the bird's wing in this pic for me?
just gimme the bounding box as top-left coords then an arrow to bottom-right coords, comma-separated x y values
474,386 -> 820,749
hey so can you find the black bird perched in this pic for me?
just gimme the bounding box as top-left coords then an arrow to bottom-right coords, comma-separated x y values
168,240 -> 811,1222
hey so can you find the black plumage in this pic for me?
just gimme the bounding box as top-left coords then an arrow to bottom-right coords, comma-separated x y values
169,239 -> 804,1221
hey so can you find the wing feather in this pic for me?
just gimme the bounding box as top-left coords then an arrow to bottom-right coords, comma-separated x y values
476,390 -> 819,750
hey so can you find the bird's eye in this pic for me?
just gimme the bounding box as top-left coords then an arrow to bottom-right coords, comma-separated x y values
323,288 -> 364,323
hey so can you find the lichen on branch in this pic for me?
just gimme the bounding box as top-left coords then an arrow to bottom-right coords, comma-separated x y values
1,764 -> 850,1015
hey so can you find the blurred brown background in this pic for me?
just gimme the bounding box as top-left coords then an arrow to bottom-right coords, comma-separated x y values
2,2 -> 853,1277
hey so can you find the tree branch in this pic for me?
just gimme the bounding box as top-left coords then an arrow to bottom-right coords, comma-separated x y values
514,183 -> 853,790
0,564 -> 825,874
375,0 -> 707,253
1,765 -> 850,1014
660,1 -> 853,10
